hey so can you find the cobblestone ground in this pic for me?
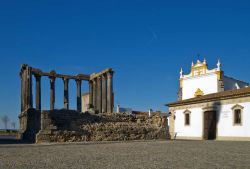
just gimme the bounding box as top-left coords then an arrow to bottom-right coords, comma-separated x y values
0,140 -> 250,169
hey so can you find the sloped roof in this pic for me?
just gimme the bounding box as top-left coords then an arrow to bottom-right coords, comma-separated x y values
166,87 -> 250,107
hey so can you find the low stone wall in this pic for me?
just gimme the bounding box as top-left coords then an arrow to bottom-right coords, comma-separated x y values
36,110 -> 169,143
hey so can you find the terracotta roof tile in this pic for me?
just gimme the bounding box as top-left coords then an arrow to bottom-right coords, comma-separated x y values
166,87 -> 250,107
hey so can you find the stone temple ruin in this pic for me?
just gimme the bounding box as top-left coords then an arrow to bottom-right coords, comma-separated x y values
20,64 -> 114,114
19,64 -> 169,143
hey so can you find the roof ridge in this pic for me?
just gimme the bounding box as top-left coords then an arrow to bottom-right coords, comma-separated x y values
167,87 -> 250,107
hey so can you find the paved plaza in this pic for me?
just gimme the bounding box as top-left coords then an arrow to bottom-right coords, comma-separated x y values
0,140 -> 250,169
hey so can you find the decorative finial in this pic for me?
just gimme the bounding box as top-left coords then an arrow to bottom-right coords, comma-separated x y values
180,68 -> 183,77
217,59 -> 221,70
203,58 -> 206,64
191,61 -> 194,67
197,54 -> 201,63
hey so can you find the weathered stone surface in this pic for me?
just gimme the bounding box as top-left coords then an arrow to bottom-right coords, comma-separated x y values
18,108 -> 41,143
36,110 -> 169,143
19,64 -> 165,144
19,65 -> 115,143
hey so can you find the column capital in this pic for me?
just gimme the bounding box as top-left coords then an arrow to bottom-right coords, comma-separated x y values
49,70 -> 56,76
34,74 -> 42,80
101,73 -> 107,79
20,64 -> 28,75
107,71 -> 114,79
49,75 -> 56,82
62,77 -> 69,83
19,64 -> 28,78
33,68 -> 43,77
75,78 -> 82,84
49,71 -> 56,81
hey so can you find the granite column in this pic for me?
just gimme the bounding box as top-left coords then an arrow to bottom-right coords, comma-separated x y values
92,79 -> 97,110
97,76 -> 102,113
63,78 -> 69,109
76,79 -> 82,112
35,75 -> 41,111
101,74 -> 107,113
89,80 -> 93,109
107,71 -> 113,113
49,76 -> 56,110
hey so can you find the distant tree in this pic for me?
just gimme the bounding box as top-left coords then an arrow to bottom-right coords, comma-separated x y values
1,115 -> 10,129
11,122 -> 16,129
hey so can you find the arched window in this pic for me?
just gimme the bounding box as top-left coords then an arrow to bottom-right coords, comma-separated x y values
231,104 -> 244,125
183,110 -> 191,126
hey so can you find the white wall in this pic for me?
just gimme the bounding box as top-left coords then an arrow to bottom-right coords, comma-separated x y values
182,73 -> 218,100
174,108 -> 203,138
218,102 -> 250,137
173,101 -> 250,139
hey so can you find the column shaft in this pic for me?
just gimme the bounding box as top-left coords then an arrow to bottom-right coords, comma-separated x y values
92,79 -> 97,110
63,78 -> 69,109
76,79 -> 82,112
20,73 -> 23,112
97,76 -> 102,113
89,81 -> 93,109
50,77 -> 55,110
101,74 -> 107,113
27,66 -> 33,109
107,71 -> 113,113
35,75 -> 41,111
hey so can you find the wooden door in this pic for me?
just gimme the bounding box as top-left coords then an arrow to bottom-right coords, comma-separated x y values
203,111 -> 216,140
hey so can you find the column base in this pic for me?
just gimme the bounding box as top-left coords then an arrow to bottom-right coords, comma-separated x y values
36,130 -> 53,143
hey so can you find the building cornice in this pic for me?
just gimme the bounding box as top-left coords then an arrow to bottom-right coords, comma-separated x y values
167,87 -> 250,107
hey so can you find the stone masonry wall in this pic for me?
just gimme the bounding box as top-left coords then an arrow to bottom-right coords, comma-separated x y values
18,108 -> 41,143
36,110 -> 169,143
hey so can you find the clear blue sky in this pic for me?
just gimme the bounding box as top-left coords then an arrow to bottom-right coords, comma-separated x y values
0,0 -> 250,128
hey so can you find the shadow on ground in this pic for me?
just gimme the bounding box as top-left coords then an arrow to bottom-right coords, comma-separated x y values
0,136 -> 32,144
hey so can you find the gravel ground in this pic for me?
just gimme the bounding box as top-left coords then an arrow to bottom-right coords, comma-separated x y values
0,140 -> 250,169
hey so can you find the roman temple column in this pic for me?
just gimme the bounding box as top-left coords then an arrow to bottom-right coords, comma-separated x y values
101,74 -> 107,113
63,77 -> 69,109
97,76 -> 102,113
49,76 -> 56,110
20,69 -> 24,112
27,66 -> 33,109
92,79 -> 97,110
107,71 -> 113,113
35,74 -> 41,111
76,79 -> 82,112
89,80 -> 93,109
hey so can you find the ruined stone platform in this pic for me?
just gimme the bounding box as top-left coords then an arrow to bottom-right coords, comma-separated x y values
36,110 -> 169,143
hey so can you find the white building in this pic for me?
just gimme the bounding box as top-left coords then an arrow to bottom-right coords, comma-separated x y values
167,59 -> 250,140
